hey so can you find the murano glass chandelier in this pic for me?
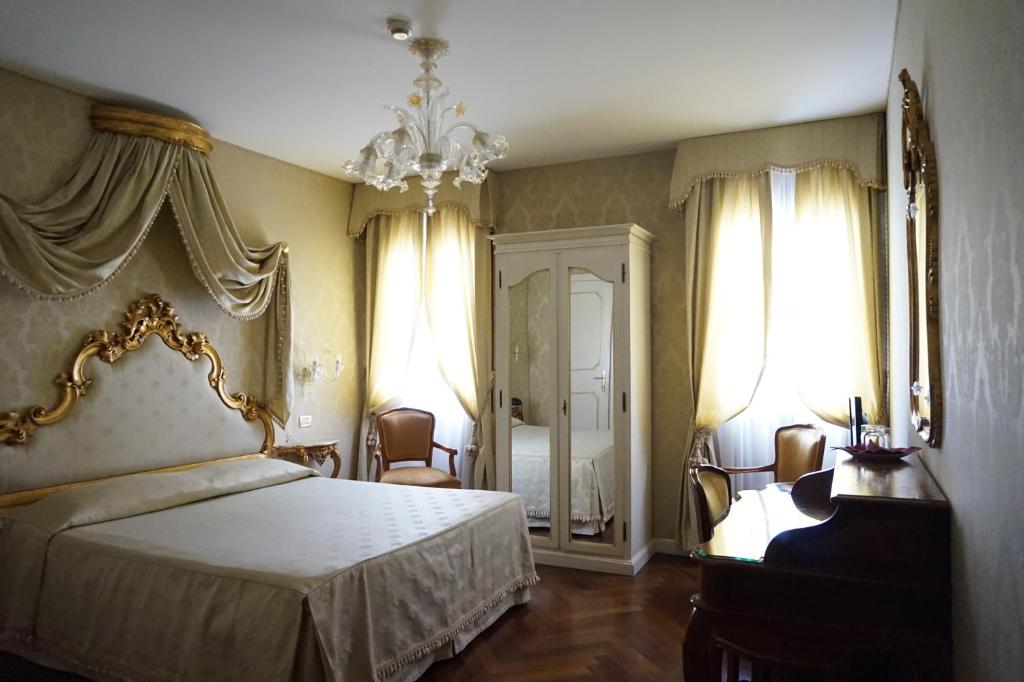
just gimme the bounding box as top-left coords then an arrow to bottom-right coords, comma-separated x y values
344,32 -> 508,216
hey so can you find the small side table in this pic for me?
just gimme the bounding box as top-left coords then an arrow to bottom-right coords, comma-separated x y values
272,440 -> 341,478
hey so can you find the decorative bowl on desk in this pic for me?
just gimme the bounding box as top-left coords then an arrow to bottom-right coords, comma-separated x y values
833,444 -> 921,463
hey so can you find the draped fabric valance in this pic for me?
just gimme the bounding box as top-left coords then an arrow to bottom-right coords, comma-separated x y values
668,113 -> 886,208
0,106 -> 292,425
347,171 -> 498,237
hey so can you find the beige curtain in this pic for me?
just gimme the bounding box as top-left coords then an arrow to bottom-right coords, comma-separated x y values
791,166 -> 886,425
356,211 -> 424,480
678,174 -> 773,548
0,133 -> 176,295
425,206 -> 493,489
0,131 -> 292,424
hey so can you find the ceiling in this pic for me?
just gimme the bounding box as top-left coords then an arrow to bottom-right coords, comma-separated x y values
0,0 -> 897,180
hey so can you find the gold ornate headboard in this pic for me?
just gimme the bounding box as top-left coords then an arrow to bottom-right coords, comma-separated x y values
0,294 -> 275,507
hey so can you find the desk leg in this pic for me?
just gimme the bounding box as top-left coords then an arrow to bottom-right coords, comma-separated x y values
328,451 -> 341,478
683,603 -> 718,681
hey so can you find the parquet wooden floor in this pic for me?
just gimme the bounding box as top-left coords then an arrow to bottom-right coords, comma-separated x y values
422,554 -> 697,681
0,555 -> 697,682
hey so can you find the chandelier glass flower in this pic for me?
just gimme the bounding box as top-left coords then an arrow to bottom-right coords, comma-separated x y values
344,37 -> 508,215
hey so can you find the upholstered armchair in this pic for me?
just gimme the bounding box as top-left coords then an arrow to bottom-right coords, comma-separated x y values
374,408 -> 461,489
721,424 -> 826,485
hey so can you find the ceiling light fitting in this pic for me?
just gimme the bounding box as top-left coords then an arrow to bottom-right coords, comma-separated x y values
387,17 -> 412,41
344,28 -> 508,216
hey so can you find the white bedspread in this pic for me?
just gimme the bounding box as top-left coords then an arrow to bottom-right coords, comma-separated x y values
0,459 -> 537,681
511,424 -> 615,532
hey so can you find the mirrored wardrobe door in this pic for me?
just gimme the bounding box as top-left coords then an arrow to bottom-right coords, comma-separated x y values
502,262 -> 558,544
558,250 -> 625,553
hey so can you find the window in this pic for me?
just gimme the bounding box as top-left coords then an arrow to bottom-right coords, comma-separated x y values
388,213 -> 474,481
716,172 -> 856,490
397,301 -> 473,480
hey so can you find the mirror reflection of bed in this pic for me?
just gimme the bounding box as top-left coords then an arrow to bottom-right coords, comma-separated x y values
509,269 -> 616,545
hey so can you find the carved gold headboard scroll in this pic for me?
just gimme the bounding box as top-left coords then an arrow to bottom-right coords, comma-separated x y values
0,294 -> 275,451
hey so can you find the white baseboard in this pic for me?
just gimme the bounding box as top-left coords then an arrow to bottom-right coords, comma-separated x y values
630,541 -> 655,573
530,540 -> 690,576
533,541 -> 655,576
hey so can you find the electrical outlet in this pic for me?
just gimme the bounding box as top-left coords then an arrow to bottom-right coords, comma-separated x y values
298,415 -> 313,428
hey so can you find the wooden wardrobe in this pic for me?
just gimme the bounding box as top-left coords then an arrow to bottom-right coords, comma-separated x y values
492,224 -> 653,575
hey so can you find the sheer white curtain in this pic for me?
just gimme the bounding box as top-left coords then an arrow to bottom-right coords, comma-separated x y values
716,172 -> 849,491
391,212 -> 474,482
425,207 -> 487,486
398,304 -> 474,481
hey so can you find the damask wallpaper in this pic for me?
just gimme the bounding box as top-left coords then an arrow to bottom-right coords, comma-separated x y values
525,272 -> 553,427
0,68 -> 364,481
495,149 -> 689,541
507,271 -> 553,427
508,275 -> 531,421
887,1 -> 1023,679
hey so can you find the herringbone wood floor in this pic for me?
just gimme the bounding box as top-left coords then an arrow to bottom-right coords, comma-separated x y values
0,555 -> 697,682
422,555 -> 697,681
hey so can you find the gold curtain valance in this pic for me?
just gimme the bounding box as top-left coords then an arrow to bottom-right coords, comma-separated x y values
90,105 -> 213,154
347,171 -> 498,237
669,113 -> 885,208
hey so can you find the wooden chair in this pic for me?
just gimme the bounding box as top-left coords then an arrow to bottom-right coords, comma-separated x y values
690,464 -> 733,544
374,407 -> 461,489
689,463 -> 744,681
721,424 -> 826,484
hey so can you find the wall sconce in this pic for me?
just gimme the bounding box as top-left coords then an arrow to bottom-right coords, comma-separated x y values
297,340 -> 343,384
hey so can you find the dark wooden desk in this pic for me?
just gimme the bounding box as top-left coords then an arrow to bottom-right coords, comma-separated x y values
683,453 -> 951,681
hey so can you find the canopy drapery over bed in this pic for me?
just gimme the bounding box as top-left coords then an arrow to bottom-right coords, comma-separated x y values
0,105 -> 292,424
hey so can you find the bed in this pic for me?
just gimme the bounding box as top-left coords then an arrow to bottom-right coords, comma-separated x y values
0,295 -> 537,682
510,421 -> 615,535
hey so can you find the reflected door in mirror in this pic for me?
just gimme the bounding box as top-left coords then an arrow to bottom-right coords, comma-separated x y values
568,268 -> 616,545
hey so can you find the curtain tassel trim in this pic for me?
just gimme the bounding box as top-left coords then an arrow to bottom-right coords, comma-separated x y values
669,159 -> 887,211
524,507 -> 615,524
372,573 -> 540,681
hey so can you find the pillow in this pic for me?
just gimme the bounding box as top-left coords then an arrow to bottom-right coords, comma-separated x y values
511,417 -> 525,427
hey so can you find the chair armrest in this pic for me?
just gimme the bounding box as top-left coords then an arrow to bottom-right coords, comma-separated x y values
720,464 -> 775,474
373,450 -> 383,482
433,442 -> 458,476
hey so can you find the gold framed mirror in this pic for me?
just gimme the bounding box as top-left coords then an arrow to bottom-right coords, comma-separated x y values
899,69 -> 943,447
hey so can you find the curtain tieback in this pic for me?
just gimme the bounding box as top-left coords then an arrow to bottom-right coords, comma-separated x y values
464,420 -> 481,460
365,412 -> 379,452
692,429 -> 714,465
464,371 -> 495,461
